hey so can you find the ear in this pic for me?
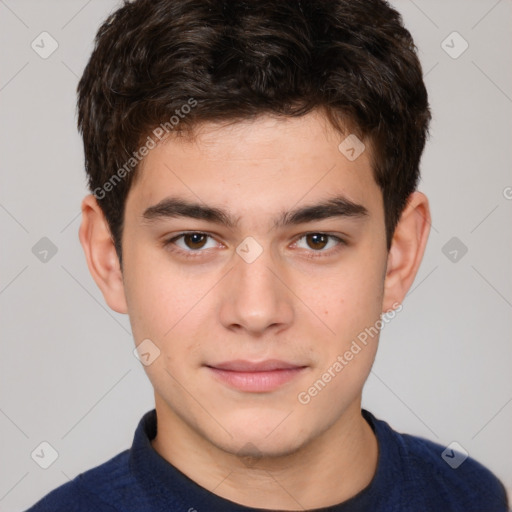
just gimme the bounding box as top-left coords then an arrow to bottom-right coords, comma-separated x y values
382,191 -> 431,313
78,194 -> 128,314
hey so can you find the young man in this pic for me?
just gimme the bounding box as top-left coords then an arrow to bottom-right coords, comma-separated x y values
27,0 -> 508,510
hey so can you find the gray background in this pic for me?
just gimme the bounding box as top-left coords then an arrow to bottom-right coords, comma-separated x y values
1,0 -> 511,509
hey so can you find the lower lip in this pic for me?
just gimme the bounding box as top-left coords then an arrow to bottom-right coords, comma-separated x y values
207,367 -> 306,392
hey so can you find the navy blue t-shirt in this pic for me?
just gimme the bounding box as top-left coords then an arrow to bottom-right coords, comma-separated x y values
26,409 -> 509,511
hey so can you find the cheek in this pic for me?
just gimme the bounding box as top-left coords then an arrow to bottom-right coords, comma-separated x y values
124,263 -> 217,383
122,244 -> 192,338
303,271 -> 385,396
318,258 -> 385,328
297,264 -> 384,404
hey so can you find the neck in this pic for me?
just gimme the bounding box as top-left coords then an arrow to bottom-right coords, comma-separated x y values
151,397 -> 378,510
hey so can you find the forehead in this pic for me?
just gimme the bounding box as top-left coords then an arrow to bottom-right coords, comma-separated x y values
126,111 -> 382,222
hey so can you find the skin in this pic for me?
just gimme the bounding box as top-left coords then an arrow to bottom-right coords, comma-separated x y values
79,110 -> 430,510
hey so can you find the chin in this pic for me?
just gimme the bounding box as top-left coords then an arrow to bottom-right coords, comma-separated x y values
207,414 -> 318,461
217,434 -> 310,462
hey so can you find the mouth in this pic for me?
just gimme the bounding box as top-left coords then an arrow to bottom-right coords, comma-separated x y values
205,359 -> 308,393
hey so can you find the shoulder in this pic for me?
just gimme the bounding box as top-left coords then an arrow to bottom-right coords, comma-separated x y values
25,450 -> 141,512
376,415 -> 509,511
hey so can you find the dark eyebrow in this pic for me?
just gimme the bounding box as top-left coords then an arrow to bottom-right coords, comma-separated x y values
142,197 -> 239,228
275,196 -> 368,228
142,195 -> 369,229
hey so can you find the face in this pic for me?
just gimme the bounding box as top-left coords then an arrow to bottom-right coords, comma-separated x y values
121,111 -> 390,457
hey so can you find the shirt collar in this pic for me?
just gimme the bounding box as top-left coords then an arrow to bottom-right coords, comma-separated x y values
129,408 -> 401,511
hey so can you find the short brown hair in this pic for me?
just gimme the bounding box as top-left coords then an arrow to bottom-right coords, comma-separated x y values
77,0 -> 430,264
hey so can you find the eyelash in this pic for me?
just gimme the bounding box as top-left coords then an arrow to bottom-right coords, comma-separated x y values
163,232 -> 346,260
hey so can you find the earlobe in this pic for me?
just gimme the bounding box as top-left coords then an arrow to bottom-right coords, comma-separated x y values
78,194 -> 128,314
382,191 -> 431,313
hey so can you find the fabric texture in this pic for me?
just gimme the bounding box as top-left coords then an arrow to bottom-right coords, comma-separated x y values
25,408 -> 509,512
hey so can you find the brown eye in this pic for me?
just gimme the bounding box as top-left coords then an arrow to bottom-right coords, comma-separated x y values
305,233 -> 329,250
164,232 -> 218,255
182,233 -> 208,250
293,233 -> 345,258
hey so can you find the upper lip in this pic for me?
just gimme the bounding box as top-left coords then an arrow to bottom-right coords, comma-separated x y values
207,359 -> 306,372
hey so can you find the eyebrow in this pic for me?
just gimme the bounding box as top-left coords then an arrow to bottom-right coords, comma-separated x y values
142,195 -> 369,229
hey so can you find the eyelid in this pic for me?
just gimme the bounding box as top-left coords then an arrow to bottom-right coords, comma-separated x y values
163,231 -> 346,258
164,231 -> 222,256
291,233 -> 346,258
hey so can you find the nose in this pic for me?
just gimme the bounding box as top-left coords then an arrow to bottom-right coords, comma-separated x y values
218,241 -> 294,336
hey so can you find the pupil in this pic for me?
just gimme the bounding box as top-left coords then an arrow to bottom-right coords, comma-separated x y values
187,233 -> 206,249
309,234 -> 327,250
